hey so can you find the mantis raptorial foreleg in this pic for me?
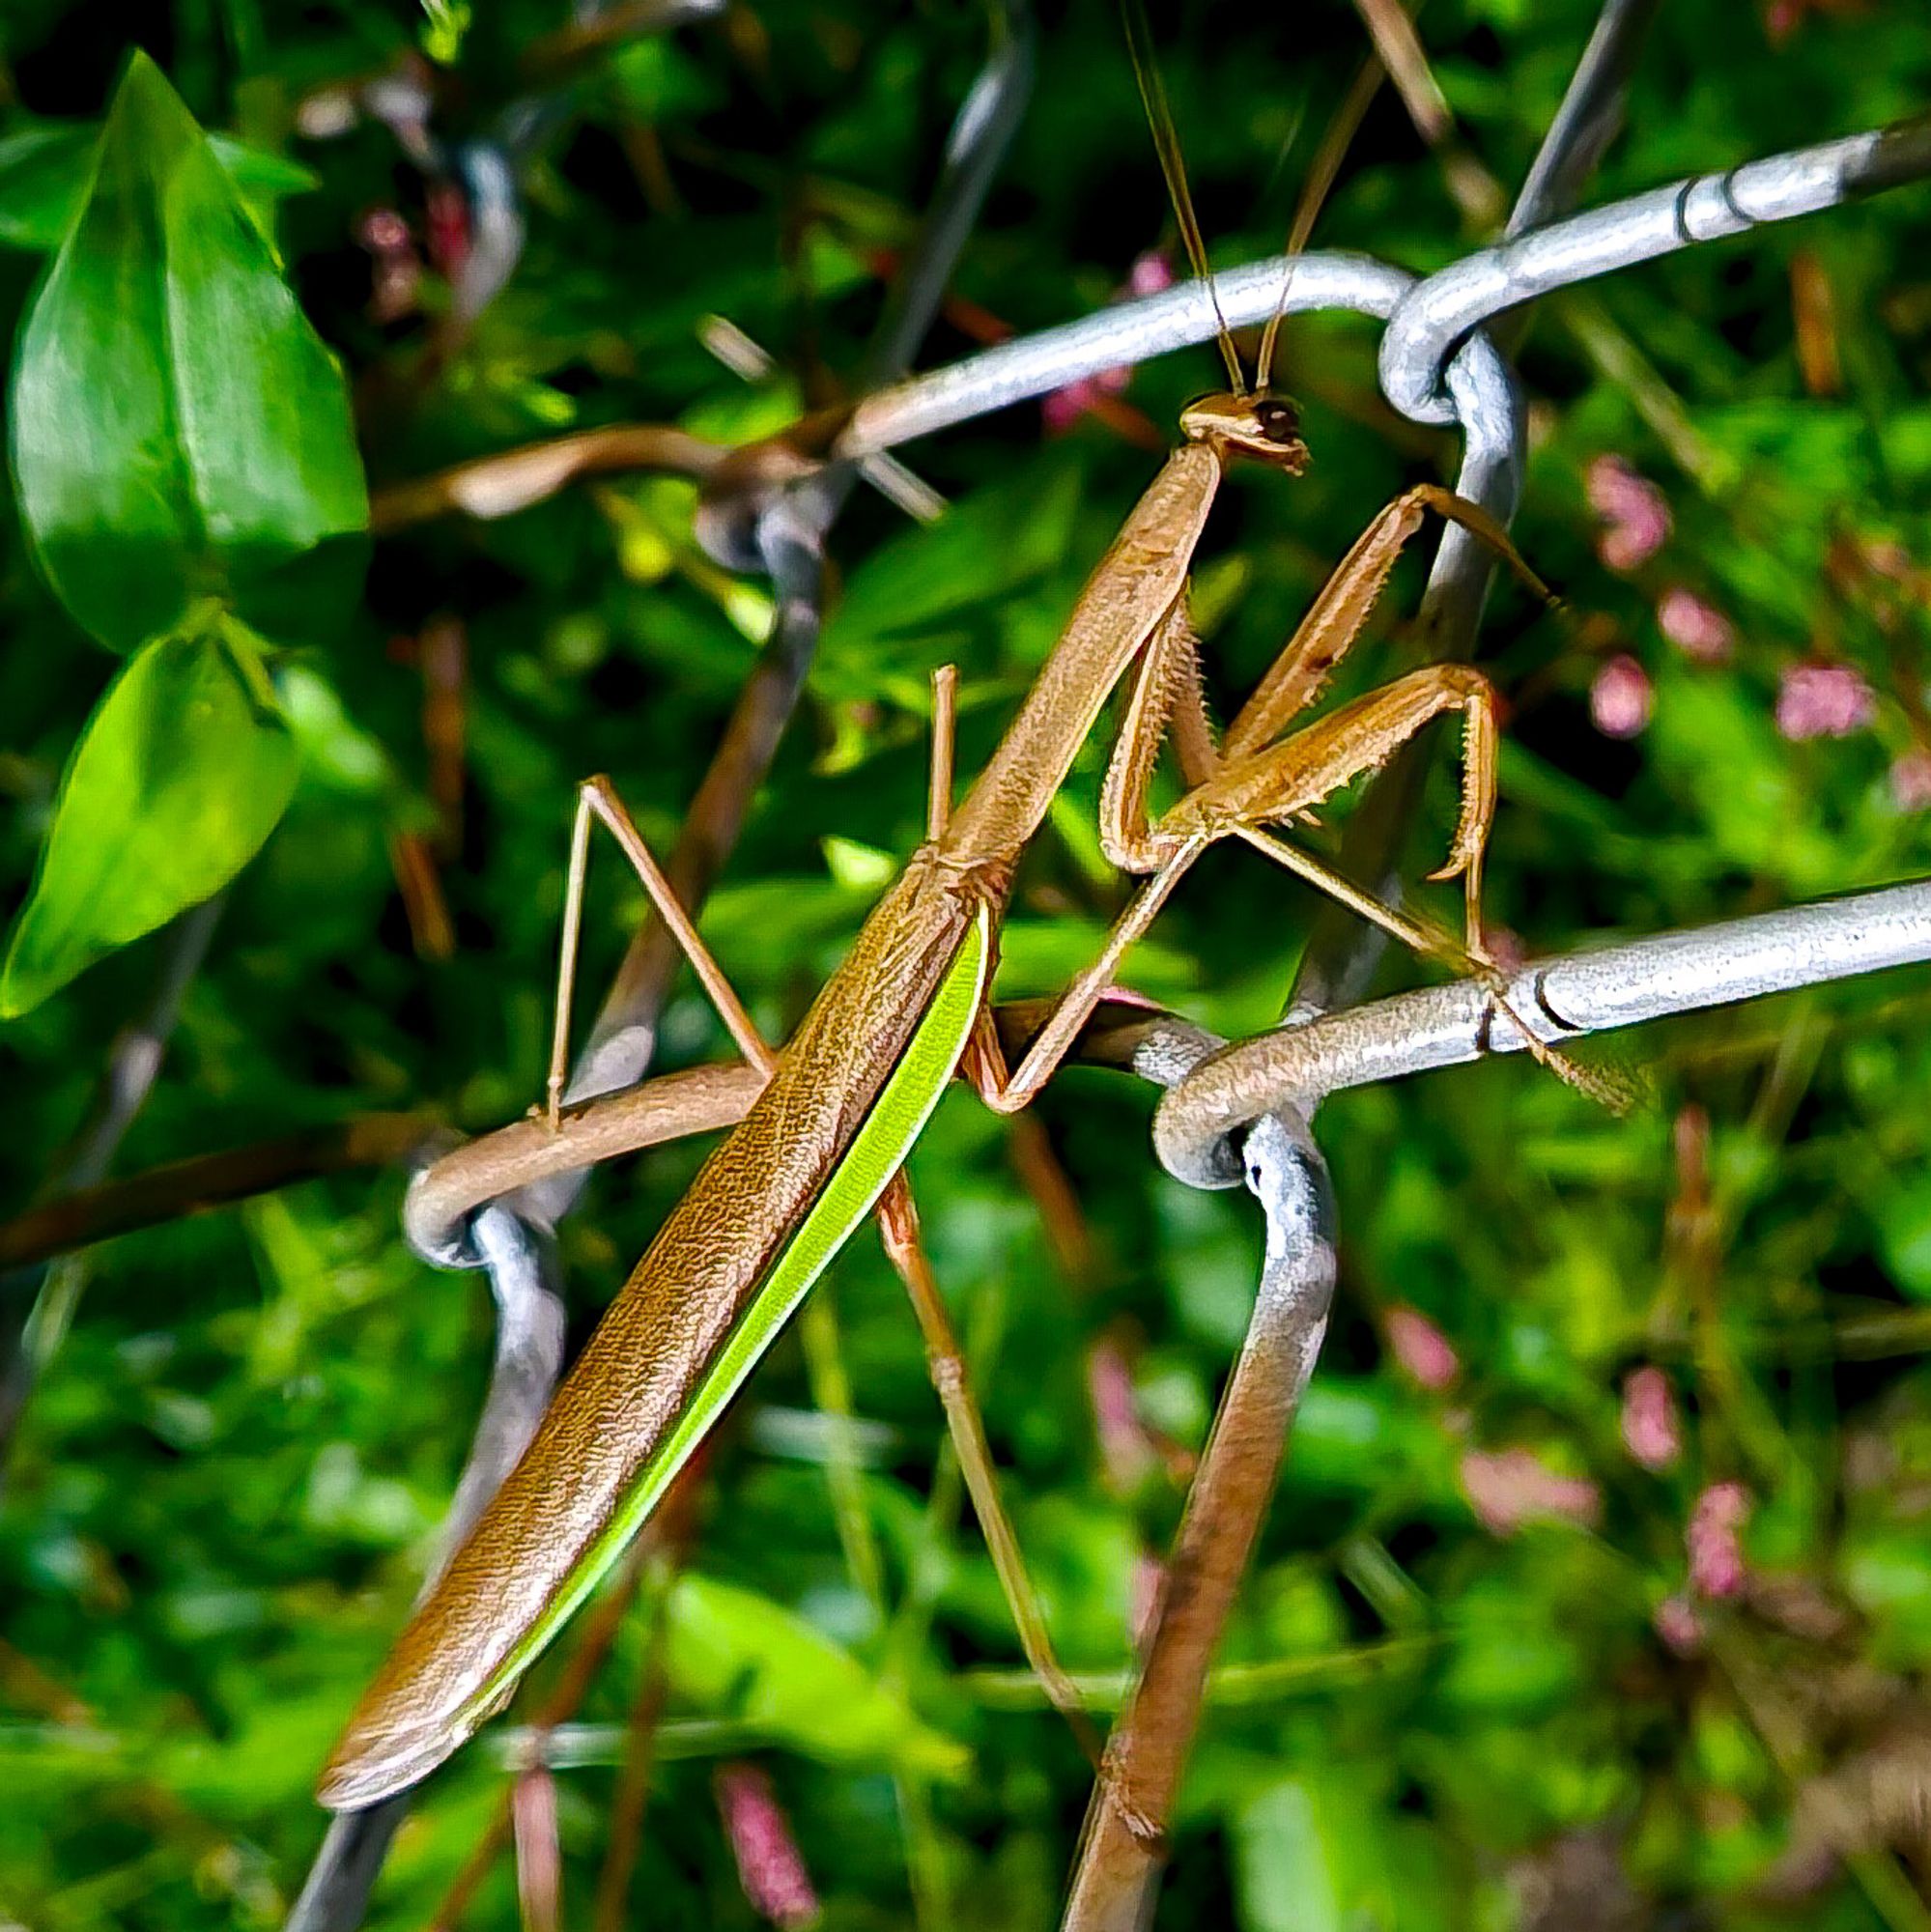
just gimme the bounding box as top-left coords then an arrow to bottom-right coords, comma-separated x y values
1220,483 -> 1547,760
961,483 -> 1566,1122
1205,663 -> 1501,953
537,757 -> 1096,1742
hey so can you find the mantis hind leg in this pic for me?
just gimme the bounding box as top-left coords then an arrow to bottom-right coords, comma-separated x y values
1196,668 -> 1613,1099
876,1173 -> 1104,1765
547,776 -> 776,1130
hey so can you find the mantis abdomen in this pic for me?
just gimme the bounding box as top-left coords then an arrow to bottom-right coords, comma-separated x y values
319,867 -> 987,1809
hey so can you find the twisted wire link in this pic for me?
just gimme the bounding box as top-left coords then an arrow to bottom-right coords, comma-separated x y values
1382,113 -> 1931,425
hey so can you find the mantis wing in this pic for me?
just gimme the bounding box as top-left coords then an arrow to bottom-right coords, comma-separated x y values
319,903 -> 990,1809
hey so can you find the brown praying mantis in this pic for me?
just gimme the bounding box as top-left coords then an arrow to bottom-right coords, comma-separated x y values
317,49 -> 1557,1815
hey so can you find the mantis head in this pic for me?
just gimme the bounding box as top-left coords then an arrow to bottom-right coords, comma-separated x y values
1179,392 -> 1310,470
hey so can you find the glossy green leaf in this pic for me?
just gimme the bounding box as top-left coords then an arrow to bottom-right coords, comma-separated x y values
8,53 -> 365,652
667,1573 -> 969,1778
1,611 -> 298,1015
0,120 -> 316,252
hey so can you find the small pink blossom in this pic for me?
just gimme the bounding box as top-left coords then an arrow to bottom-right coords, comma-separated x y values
1385,1307 -> 1460,1391
1042,367 -> 1129,435
1657,587 -> 1736,664
1482,926 -> 1527,976
1088,1340 -> 1156,1492
1621,1367 -> 1683,1472
1590,654 -> 1653,739
1688,1481 -> 1751,1599
1775,661 -> 1876,740
1586,456 -> 1671,572
1125,248 -> 1176,298
1460,1448 -> 1603,1537
356,207 -> 423,324
1654,1594 -> 1705,1657
1889,749 -> 1931,811
716,1765 -> 819,1929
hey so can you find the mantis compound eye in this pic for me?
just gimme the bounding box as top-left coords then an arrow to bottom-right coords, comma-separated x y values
1254,397 -> 1302,443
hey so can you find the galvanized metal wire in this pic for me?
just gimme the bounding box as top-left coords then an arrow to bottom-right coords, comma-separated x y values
825,115 -> 1931,460
1154,880 -> 1931,1190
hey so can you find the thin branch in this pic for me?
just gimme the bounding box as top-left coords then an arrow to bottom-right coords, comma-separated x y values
0,1114 -> 437,1272
368,425 -> 726,532
0,895 -> 224,1470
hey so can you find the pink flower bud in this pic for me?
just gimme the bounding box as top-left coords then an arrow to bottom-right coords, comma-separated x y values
1385,1307 -> 1460,1391
1653,1594 -> 1704,1657
1590,654 -> 1653,738
716,1765 -> 820,1929
1042,376 -> 1105,435
1890,749 -> 1931,811
1621,1367 -> 1682,1471
1775,661 -> 1876,740
1687,1482 -> 1751,1599
1041,363 -> 1131,435
1656,587 -> 1736,663
1088,1340 -> 1156,1492
1460,1448 -> 1603,1537
1586,456 -> 1671,571
1481,926 -> 1527,976
1125,249 -> 1176,298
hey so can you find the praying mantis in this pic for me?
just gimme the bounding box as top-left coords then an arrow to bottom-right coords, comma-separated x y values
317,48 -> 1554,1817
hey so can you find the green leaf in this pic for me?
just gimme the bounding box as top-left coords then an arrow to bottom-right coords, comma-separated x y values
0,120 -> 316,253
667,1573 -> 969,1779
1,612 -> 299,1015
8,53 -> 365,653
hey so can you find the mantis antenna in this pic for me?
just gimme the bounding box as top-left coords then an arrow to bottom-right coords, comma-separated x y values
1256,45 -> 1388,393
1122,0 -> 1243,393
1123,2 -> 1389,403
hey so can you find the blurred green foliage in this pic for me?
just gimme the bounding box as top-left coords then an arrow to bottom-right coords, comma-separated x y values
2,1 -> 1931,1927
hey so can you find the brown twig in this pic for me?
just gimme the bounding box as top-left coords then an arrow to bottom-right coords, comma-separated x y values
0,1114 -> 438,1272
1348,0 -> 1507,225
589,1466 -> 706,1932
429,1539 -> 659,1932
368,425 -> 727,533
420,615 -> 469,857
1005,1114 -> 1096,1286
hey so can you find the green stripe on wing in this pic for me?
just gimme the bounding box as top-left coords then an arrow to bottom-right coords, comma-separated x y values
462,903 -> 992,1726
